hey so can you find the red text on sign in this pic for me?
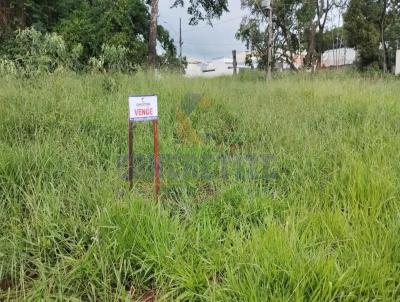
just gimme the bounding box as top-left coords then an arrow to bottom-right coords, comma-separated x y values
135,108 -> 153,116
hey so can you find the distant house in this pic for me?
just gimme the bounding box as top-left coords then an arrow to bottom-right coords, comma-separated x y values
185,51 -> 254,77
185,48 -> 356,76
185,58 -> 204,77
321,48 -> 356,67
275,51 -> 307,71
274,48 -> 356,71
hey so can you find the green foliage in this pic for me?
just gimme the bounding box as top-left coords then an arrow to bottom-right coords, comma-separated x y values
319,27 -> 347,51
1,72 -> 400,299
16,27 -> 67,70
0,58 -> 18,77
236,16 -> 269,69
25,0 -> 82,32
385,18 -> 400,68
344,0 -> 381,69
237,0 -> 346,70
344,0 -> 400,71
156,25 -> 187,71
2,27 -> 83,75
100,44 -> 132,72
68,43 -> 84,70
56,0 -> 150,63
0,0 -> 183,72
88,44 -> 135,73
172,0 -> 229,25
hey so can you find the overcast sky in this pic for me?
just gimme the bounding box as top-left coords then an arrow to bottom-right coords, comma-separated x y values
158,0 -> 248,60
158,1 -> 344,60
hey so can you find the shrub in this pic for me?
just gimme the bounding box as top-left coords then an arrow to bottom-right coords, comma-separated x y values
14,27 -> 67,74
88,56 -> 105,72
1,27 -> 84,75
0,58 -> 18,76
101,44 -> 132,72
68,43 -> 84,71
88,44 -> 134,73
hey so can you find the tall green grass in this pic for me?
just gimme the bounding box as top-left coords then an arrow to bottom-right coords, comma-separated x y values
1,71 -> 399,300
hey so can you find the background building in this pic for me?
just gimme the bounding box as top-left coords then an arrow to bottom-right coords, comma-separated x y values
321,48 -> 357,68
185,51 -> 254,77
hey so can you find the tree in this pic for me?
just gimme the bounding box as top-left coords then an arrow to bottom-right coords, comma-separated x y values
384,4 -> 400,69
380,0 -> 389,72
298,0 -> 347,69
236,0 -> 300,72
157,25 -> 184,70
273,0 -> 304,70
0,0 -> 26,36
172,0 -> 229,25
344,0 -> 378,68
24,0 -> 80,32
0,0 -> 182,71
344,0 -> 400,71
148,0 -> 158,68
236,0 -> 346,72
236,15 -> 269,71
55,0 -> 152,65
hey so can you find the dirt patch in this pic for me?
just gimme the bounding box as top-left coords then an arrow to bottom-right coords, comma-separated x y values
141,290 -> 156,302
0,276 -> 13,291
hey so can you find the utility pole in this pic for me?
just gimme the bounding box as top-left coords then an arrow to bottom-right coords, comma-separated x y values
267,2 -> 273,79
262,0 -> 273,79
179,17 -> 183,71
336,37 -> 338,68
232,50 -> 237,75
179,18 -> 182,59
148,0 -> 159,69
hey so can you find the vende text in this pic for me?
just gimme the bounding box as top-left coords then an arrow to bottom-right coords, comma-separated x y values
135,108 -> 153,116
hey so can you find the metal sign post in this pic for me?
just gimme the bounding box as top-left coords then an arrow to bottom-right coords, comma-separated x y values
152,120 -> 160,197
128,95 -> 160,199
128,119 -> 134,190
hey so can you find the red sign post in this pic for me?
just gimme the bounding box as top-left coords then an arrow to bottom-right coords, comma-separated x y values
128,95 -> 160,199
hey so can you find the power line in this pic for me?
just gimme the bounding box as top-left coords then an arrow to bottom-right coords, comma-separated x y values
159,18 -> 179,35
184,41 -> 245,46
182,16 -> 243,33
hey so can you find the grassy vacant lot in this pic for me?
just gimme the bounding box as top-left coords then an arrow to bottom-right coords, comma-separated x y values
1,71 -> 399,301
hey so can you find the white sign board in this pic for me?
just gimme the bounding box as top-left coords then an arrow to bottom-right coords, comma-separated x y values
396,50 -> 400,75
261,0 -> 271,9
129,95 -> 158,122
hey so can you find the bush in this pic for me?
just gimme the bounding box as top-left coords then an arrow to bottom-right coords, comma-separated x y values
0,58 -> 18,76
88,56 -> 105,72
101,44 -> 133,72
0,27 -> 83,76
89,44 -> 134,73
68,43 -> 84,70
14,27 -> 67,74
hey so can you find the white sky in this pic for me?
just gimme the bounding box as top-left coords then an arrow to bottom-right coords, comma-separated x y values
158,0 -> 248,60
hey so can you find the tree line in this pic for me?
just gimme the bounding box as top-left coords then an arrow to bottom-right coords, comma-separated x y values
0,0 -> 399,74
0,0 -> 228,74
237,0 -> 400,72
